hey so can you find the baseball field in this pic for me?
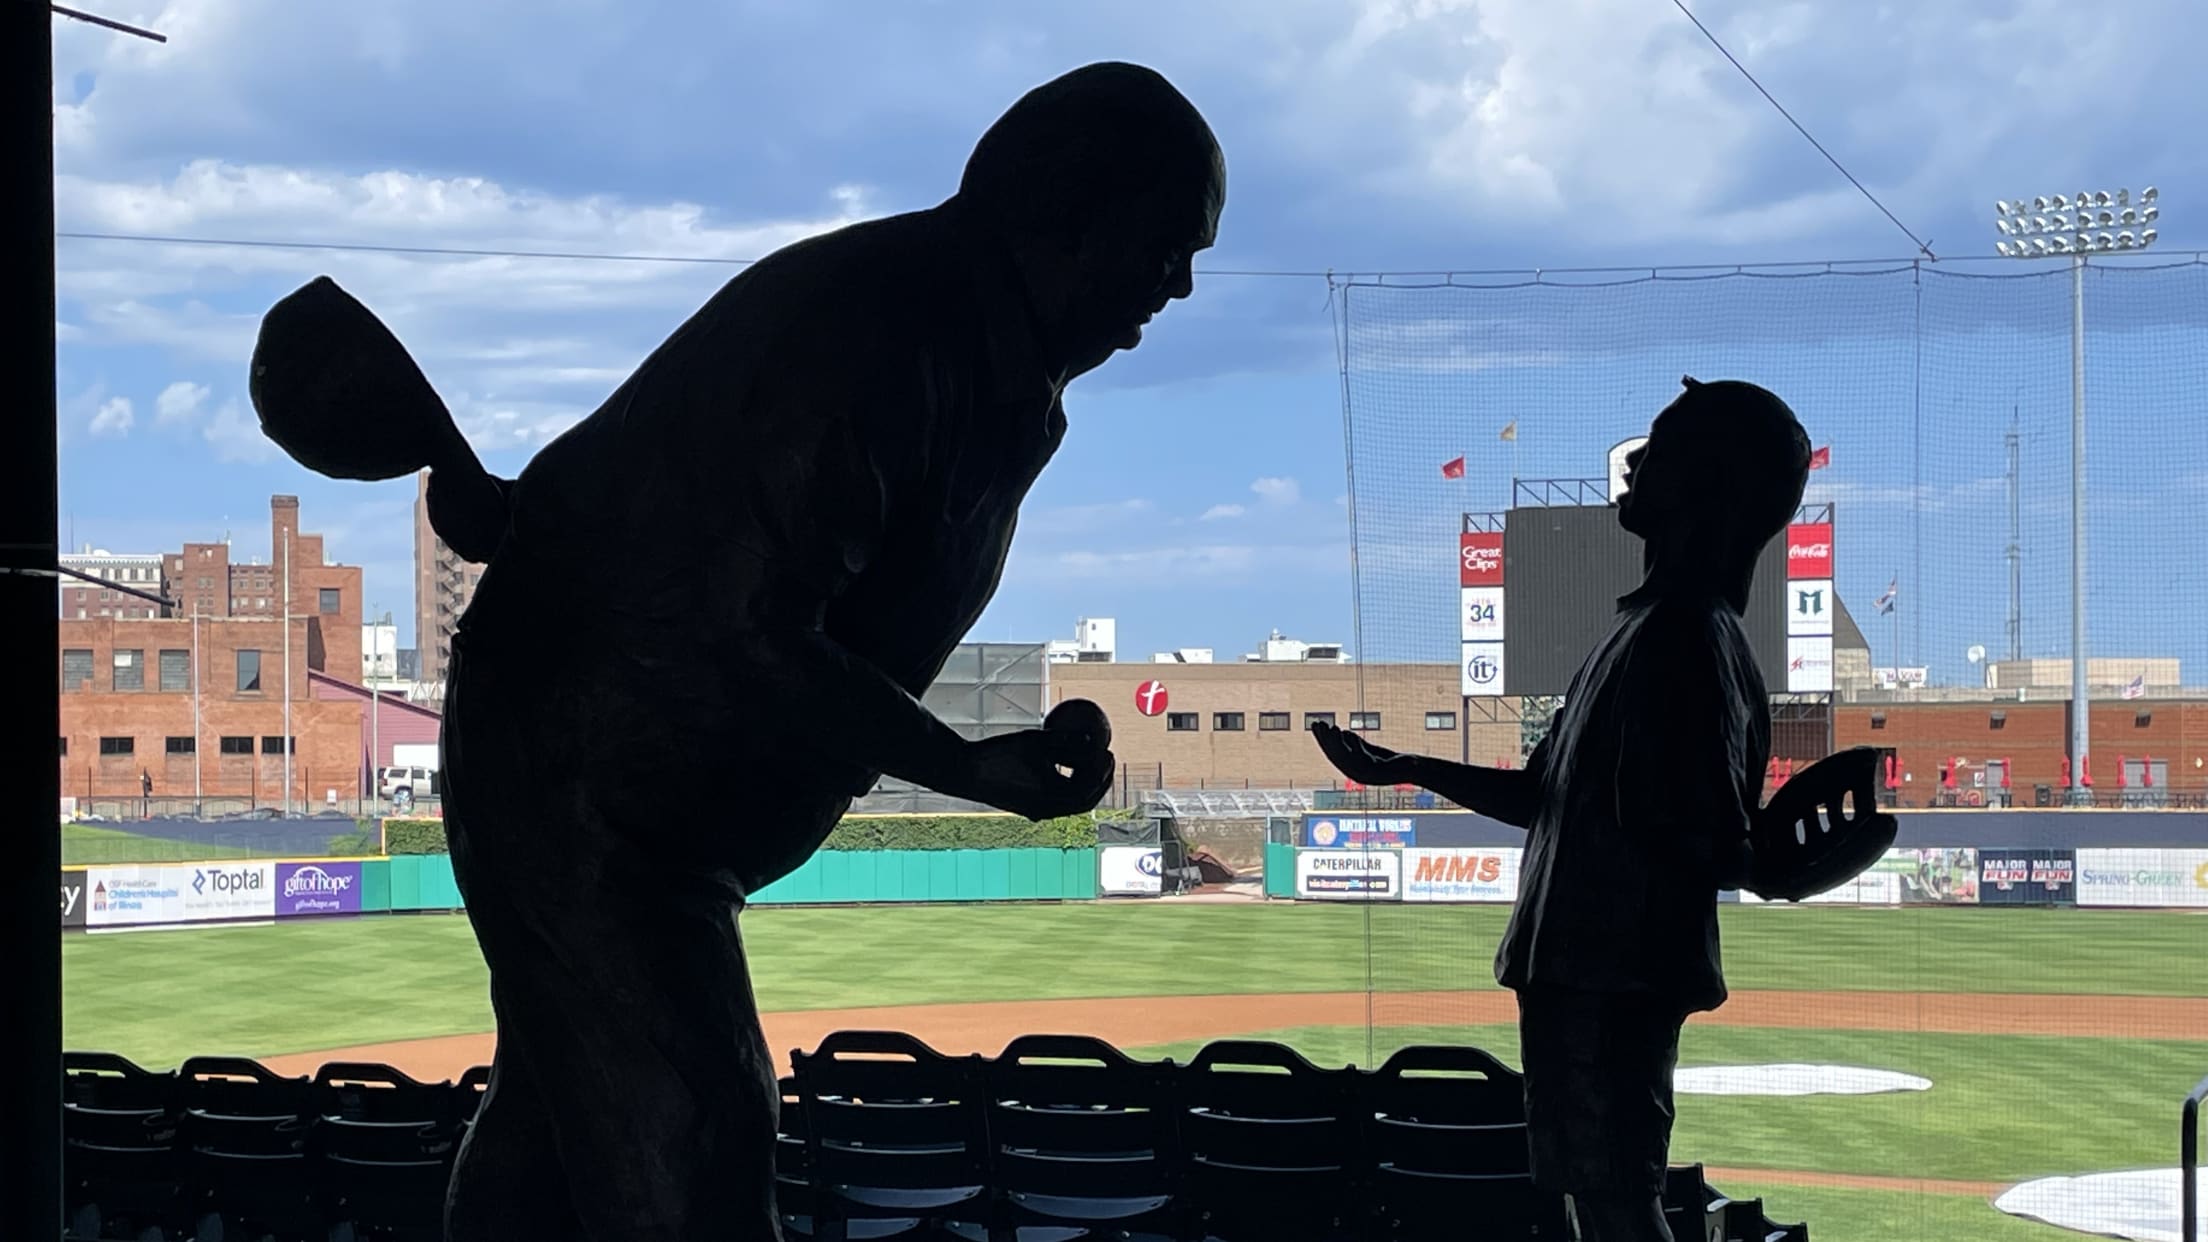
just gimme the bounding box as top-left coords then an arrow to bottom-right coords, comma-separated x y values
63,900 -> 2208,1242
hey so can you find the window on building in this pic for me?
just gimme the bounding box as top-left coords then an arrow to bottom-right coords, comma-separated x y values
1258,712 -> 1292,731
1304,712 -> 1337,731
98,736 -> 133,756
319,587 -> 340,614
1213,712 -> 1246,731
1425,711 -> 1458,731
112,649 -> 144,691
58,737 -> 68,756
159,649 -> 191,692
1165,712 -> 1200,732
219,736 -> 253,756
62,649 -> 93,691
237,649 -> 262,692
1349,711 -> 1381,731
165,736 -> 195,755
261,735 -> 294,755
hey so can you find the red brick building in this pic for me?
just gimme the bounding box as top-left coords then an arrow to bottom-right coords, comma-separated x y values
59,496 -> 372,810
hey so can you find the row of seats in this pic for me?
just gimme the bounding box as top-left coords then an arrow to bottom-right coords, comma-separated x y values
61,1037 -> 1810,1241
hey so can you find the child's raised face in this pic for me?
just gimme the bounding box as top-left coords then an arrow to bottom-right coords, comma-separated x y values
1613,399 -> 1712,539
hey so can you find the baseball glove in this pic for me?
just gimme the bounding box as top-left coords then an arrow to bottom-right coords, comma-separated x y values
1747,746 -> 1899,902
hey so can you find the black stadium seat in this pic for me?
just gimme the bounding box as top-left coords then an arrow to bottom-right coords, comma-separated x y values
55,1037 -> 1811,1241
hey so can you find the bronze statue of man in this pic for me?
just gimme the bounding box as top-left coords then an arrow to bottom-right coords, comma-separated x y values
1314,378 -> 1814,1242
250,61 -> 1223,1242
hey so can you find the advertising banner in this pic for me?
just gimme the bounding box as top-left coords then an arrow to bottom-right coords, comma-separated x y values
1785,635 -> 1834,693
1787,579 -> 1835,637
1736,871 -> 1902,905
1098,846 -> 1163,897
1461,641 -> 1506,697
1460,587 -> 1505,642
1402,848 -> 1521,903
1459,529 -> 1504,588
60,871 -> 87,929
86,862 -> 277,928
2076,848 -> 2208,908
1295,849 -> 1402,900
273,861 -> 365,917
1976,848 -> 2077,907
1876,848 -> 1979,904
1303,816 -> 1417,850
1785,522 -> 1833,579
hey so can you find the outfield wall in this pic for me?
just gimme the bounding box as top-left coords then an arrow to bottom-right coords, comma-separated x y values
58,847 -> 1102,932
1268,842 -> 2208,909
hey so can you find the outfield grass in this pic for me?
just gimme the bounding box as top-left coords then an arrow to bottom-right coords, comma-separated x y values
60,822 -> 279,865
64,902 -> 2208,1066
1709,1181 -> 2072,1242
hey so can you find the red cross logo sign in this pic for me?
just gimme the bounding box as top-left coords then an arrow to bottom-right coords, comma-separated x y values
1134,680 -> 1170,717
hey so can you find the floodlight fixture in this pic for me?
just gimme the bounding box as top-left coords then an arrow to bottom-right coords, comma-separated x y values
2143,186 -> 2158,204
2142,228 -> 2157,246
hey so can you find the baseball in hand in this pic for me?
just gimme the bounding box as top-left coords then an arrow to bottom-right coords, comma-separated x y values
1045,698 -> 1112,754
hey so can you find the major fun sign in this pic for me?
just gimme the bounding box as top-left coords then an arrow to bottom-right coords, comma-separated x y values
1134,680 -> 1170,717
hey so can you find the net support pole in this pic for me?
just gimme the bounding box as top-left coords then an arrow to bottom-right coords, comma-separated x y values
2067,253 -> 2092,806
2,0 -> 62,1233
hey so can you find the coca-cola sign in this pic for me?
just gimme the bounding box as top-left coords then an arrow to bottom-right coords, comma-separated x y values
1459,532 -> 1504,587
1786,522 -> 1832,579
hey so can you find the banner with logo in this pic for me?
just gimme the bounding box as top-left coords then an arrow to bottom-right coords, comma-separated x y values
85,862 -> 277,928
2076,848 -> 2208,908
1098,846 -> 1163,897
273,861 -> 365,917
1976,848 -> 2077,906
1736,870 -> 1902,905
60,870 -> 87,929
1295,849 -> 1402,900
1402,848 -> 1521,903
1877,848 -> 1979,904
1303,816 -> 1417,850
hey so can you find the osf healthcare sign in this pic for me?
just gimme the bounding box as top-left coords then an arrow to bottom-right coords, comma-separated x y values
274,861 -> 364,917
1786,523 -> 1833,579
1402,848 -> 1522,903
86,862 -> 277,928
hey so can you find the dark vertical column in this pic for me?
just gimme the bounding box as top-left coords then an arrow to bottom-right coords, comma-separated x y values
2,4 -> 63,1239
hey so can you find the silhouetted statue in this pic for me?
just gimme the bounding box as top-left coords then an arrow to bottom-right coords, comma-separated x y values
249,61 -> 1223,1242
1316,378 -> 1889,1242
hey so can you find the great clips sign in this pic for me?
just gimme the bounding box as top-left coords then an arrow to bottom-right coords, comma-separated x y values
1786,523 -> 1832,579
1460,527 -> 1504,587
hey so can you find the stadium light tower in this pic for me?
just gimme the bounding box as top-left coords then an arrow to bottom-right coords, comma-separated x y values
1991,187 -> 2160,806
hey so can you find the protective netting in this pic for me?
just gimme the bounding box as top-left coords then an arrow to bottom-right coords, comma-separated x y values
1333,258 -> 2208,1239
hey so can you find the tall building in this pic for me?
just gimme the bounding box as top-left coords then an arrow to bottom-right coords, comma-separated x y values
413,468 -> 484,690
58,548 -> 168,620
59,495 -> 370,810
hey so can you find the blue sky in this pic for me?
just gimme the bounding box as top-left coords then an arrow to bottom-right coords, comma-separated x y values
49,0 -> 2208,680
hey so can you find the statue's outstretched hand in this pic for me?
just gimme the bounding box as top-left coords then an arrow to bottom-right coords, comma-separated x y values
952,729 -> 1115,822
1310,720 -> 1411,787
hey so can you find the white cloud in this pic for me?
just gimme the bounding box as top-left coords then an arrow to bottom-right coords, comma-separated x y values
203,399 -> 276,463
1201,503 -> 1246,521
155,380 -> 211,424
89,397 -> 135,438
1251,476 -> 1302,505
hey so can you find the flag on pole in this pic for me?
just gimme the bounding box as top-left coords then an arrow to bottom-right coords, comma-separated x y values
2121,674 -> 2146,700
1874,576 -> 1898,615
1808,445 -> 1831,469
1499,422 -> 1518,442
1440,456 -> 1466,479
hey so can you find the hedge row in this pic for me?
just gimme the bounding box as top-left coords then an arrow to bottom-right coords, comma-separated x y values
380,812 -> 1125,856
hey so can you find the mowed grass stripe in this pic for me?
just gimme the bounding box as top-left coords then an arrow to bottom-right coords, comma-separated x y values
1126,1022 -> 2208,1184
64,903 -> 2208,1067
